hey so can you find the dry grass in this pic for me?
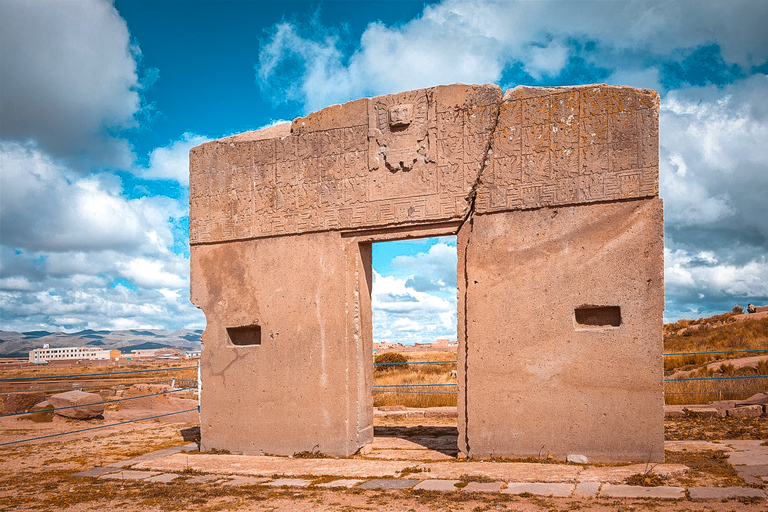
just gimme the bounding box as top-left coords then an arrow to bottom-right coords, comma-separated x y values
663,312 -> 768,404
373,351 -> 457,408
663,315 -> 768,372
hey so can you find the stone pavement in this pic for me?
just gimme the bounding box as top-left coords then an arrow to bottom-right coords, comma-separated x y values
70,439 -> 768,502
725,439 -> 768,484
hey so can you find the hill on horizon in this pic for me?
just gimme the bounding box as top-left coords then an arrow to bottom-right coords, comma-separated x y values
0,329 -> 202,358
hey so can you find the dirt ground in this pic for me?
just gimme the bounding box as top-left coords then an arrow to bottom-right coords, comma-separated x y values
1,413 -> 766,511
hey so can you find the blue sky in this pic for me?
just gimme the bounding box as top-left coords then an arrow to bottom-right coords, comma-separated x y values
1,0 -> 767,342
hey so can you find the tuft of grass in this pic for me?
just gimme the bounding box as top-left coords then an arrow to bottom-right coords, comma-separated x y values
399,465 -> 430,476
458,474 -> 495,483
625,473 -> 666,486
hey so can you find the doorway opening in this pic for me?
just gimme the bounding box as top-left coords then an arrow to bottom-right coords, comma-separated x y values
368,235 -> 459,458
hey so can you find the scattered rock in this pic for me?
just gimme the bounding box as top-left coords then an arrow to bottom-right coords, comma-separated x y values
0,392 -> 45,415
683,406 -> 723,418
727,405 -> 764,418
737,392 -> 768,406
566,454 -> 588,464
377,405 -> 406,412
48,390 -> 105,419
19,401 -> 54,422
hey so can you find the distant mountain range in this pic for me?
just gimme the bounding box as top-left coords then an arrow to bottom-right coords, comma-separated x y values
0,329 -> 203,358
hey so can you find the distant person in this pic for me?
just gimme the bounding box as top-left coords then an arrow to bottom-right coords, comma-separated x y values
747,303 -> 756,314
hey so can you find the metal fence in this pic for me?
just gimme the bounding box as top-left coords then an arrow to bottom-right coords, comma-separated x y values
0,365 -> 199,447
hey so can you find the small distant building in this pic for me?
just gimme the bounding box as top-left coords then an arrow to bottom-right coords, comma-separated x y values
128,348 -> 181,359
29,344 -> 119,363
184,350 -> 201,359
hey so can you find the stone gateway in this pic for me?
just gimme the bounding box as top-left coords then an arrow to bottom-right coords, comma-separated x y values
189,83 -> 664,462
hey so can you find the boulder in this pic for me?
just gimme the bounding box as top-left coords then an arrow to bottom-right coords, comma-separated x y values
0,392 -> 46,414
20,401 -> 54,422
48,390 -> 104,419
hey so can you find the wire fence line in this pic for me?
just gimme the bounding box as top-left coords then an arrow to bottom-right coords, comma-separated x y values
371,353 -> 767,395
663,349 -> 768,356
0,408 -> 199,447
0,366 -> 197,382
0,386 -> 197,419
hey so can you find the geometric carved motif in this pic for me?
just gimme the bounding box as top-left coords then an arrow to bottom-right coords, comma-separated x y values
189,84 -> 659,245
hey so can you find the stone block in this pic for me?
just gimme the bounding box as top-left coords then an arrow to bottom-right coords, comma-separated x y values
19,401 -> 54,422
100,470 -> 159,481
459,198 -> 664,462
222,476 -> 269,486
689,486 -> 766,499
462,481 -> 505,493
566,454 -> 588,464
502,482 -> 574,497
600,484 -> 685,499
0,392 -> 45,414
413,479 -> 461,491
314,479 -> 362,488
574,482 -> 600,496
146,473 -> 180,483
185,474 -> 223,484
49,391 -> 104,419
683,407 -> 723,418
357,479 -> 419,490
727,405 -> 763,418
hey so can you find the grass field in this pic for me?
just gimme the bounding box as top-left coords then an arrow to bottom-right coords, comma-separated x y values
663,313 -> 768,405
373,351 -> 458,408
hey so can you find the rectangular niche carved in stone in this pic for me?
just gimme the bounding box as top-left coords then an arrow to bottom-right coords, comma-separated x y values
574,306 -> 621,328
227,325 -> 262,346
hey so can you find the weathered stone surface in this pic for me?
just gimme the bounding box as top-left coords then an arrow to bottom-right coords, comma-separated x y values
314,479 -> 362,488
689,486 -> 766,499
413,479 -> 461,491
19,400 -> 54,422
48,391 -> 104,419
599,483 -> 685,498
566,454 -> 589,464
574,482 -> 600,496
357,479 -> 419,490
683,406 -> 723,418
727,404 -> 763,418
462,481 -> 505,493
190,83 -> 662,461
459,199 -> 664,462
577,464 -> 688,483
100,470 -> 159,481
502,482 -> 575,497
0,392 -> 45,414
146,473 -> 180,483
185,474 -> 223,484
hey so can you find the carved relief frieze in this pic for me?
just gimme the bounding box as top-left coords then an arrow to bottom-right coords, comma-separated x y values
189,84 -> 658,244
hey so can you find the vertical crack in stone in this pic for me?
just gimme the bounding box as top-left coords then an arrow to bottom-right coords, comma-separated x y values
459,98 -> 503,228
461,214 -> 473,456
457,98 -> 501,457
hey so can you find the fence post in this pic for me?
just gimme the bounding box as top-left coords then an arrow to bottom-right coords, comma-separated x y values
197,359 -> 202,420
